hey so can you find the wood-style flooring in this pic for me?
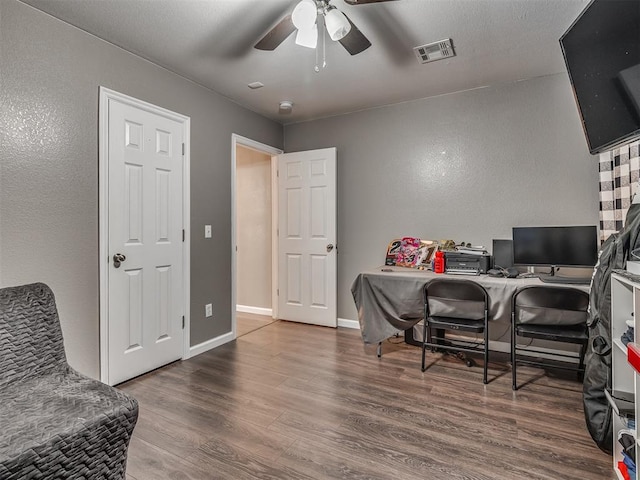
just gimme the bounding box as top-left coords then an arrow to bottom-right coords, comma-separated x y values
120,321 -> 614,480
236,311 -> 277,337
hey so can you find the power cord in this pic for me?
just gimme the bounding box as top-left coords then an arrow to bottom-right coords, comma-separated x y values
387,334 -> 406,345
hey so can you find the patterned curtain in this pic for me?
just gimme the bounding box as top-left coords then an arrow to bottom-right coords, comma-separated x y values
599,140 -> 640,242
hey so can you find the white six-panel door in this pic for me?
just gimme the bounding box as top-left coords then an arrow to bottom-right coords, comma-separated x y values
278,148 -> 337,327
106,94 -> 186,385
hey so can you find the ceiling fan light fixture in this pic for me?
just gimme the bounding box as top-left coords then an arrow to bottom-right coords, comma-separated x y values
295,23 -> 318,48
324,7 -> 351,41
292,0 -> 317,30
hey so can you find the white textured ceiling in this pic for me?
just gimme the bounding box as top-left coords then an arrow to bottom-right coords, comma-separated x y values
19,0 -> 590,124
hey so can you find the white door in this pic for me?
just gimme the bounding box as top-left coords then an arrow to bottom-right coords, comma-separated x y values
278,148 -> 337,327
106,95 -> 185,385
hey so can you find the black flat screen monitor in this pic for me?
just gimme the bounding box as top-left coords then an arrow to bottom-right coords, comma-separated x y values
492,239 -> 514,269
560,0 -> 640,154
512,226 -> 598,268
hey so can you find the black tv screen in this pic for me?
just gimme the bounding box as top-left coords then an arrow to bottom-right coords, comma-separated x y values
512,226 -> 598,267
560,0 -> 640,154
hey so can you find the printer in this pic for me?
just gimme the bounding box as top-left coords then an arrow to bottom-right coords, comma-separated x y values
444,252 -> 491,275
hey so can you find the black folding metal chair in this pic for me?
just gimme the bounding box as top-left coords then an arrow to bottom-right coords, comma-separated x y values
511,285 -> 589,390
421,279 -> 490,384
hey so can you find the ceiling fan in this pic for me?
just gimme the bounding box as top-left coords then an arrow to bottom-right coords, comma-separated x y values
254,0 -> 397,56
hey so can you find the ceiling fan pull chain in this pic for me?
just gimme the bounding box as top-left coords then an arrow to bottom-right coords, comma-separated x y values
322,19 -> 327,69
313,11 -> 329,73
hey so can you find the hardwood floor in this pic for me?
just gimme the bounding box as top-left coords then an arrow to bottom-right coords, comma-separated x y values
120,321 -> 614,480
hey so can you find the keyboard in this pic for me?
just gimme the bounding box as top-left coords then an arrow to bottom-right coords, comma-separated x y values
539,275 -> 591,285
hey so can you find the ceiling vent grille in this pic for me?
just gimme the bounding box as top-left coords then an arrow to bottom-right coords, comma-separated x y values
413,39 -> 455,64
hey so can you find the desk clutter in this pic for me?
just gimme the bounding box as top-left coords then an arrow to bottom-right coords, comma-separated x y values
383,235 -> 593,284
384,237 -> 504,276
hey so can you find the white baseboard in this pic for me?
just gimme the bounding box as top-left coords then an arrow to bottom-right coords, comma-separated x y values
338,317 -> 360,329
236,305 -> 273,317
488,339 -> 514,354
186,331 -> 235,359
508,341 -> 579,362
490,339 -> 578,361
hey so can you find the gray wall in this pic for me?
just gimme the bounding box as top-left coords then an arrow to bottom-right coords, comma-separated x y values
0,0 -> 283,378
284,73 -> 600,339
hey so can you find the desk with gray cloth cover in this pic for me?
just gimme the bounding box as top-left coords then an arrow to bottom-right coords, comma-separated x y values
350,266 -> 590,346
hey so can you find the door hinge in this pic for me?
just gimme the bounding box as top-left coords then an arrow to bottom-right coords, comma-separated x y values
182,143 -> 185,156
182,316 -> 185,329
182,229 -> 185,242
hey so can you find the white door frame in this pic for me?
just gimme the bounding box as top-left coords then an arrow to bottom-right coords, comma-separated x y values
231,134 -> 282,337
98,87 -> 191,383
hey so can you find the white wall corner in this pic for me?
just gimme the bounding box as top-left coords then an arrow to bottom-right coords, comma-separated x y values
186,330 -> 235,360
236,305 -> 273,317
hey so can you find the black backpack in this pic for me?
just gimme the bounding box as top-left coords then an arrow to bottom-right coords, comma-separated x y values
584,203 -> 640,452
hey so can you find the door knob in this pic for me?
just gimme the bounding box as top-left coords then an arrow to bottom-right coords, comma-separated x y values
113,253 -> 126,268
326,244 -> 334,252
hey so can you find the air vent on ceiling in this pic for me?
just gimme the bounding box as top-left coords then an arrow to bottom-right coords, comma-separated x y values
413,38 -> 456,64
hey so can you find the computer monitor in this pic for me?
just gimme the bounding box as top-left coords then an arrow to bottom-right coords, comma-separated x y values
492,239 -> 514,269
512,226 -> 598,271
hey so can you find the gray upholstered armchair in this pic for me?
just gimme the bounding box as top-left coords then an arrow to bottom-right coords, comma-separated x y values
0,283 -> 138,479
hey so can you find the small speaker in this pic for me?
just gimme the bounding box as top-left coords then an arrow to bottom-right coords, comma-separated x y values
493,239 -> 514,269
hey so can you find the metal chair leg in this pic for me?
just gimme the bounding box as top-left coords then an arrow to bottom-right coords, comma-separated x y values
483,316 -> 489,385
421,320 -> 428,371
577,342 -> 586,381
511,313 -> 518,390
377,342 -> 382,358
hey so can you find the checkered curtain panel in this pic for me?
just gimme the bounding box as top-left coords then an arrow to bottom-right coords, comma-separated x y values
599,140 -> 640,242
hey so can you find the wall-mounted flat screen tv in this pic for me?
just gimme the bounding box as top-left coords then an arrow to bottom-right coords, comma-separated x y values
560,0 -> 640,154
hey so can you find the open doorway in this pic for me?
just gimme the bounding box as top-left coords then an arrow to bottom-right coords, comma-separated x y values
231,135 -> 282,338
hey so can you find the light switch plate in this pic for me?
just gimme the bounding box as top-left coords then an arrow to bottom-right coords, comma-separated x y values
205,225 -> 212,238
205,303 -> 213,317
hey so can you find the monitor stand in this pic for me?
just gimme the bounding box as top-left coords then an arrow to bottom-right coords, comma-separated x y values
538,266 -> 591,285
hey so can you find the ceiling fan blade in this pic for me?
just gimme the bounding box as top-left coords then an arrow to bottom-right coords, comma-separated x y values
338,16 -> 372,55
343,0 -> 398,5
255,15 -> 296,51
